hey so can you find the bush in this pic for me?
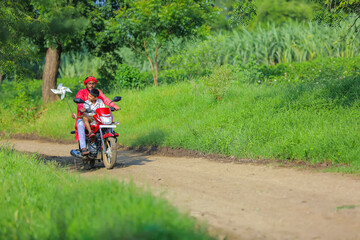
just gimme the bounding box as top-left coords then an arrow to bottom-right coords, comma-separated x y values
114,64 -> 149,90
0,79 -> 42,122
97,53 -> 123,91
253,0 -> 313,27
201,65 -> 235,101
235,56 -> 265,84
259,57 -> 360,85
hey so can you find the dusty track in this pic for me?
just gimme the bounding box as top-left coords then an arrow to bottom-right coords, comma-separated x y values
2,139 -> 360,240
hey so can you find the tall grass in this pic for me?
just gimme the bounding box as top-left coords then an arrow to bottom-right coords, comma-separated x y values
59,52 -> 103,78
6,71 -> 360,173
57,18 -> 360,85
2,56 -> 360,173
115,79 -> 360,168
0,146 -> 213,239
166,18 -> 360,70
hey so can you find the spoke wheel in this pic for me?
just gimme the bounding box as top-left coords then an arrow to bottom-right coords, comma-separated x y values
103,137 -> 117,169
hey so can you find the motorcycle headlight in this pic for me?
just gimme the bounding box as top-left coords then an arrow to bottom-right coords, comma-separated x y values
100,116 -> 112,125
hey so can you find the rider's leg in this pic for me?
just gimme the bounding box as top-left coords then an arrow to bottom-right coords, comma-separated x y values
83,115 -> 95,138
77,119 -> 87,150
83,115 -> 92,133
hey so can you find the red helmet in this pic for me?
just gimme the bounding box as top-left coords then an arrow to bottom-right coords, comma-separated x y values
84,76 -> 97,85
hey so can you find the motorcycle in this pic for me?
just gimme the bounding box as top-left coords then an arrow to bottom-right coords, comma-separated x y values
70,96 -> 122,170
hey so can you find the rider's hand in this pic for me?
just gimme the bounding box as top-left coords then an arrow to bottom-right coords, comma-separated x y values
72,113 -> 77,119
80,108 -> 86,113
114,106 -> 120,111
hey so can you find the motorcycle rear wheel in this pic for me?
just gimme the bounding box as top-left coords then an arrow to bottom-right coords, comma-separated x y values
103,137 -> 117,169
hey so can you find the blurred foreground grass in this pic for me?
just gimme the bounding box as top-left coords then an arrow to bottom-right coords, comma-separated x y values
0,146 -> 213,240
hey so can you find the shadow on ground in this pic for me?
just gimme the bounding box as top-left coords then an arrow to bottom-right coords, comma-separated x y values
37,150 -> 152,172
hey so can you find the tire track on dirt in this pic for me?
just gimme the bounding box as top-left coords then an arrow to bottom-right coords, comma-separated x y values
2,139 -> 360,240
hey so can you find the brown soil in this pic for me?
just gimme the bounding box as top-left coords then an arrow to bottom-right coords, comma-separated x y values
2,138 -> 360,240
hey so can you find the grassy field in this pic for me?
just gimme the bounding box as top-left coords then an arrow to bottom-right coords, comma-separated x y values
0,146 -> 213,240
1,18 -> 360,174
1,58 -> 360,174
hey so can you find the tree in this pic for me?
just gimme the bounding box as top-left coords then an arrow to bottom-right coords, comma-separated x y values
0,1 -> 37,83
231,0 -> 360,28
27,0 -> 91,103
230,0 -> 257,27
231,0 -> 313,28
109,0 -> 216,86
210,0 -> 237,31
83,0 -> 126,87
322,0 -> 360,26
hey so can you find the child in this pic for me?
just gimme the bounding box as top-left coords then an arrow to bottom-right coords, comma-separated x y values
81,88 -> 105,138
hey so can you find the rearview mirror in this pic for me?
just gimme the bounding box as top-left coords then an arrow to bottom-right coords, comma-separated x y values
112,96 -> 122,102
73,98 -> 85,104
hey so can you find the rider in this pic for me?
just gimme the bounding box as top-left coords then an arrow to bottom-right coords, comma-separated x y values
73,76 -> 120,155
82,88 -> 105,139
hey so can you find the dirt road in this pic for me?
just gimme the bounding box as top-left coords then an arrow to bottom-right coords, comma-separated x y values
2,139 -> 360,240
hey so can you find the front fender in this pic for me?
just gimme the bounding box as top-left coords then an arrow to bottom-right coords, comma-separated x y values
103,133 -> 115,139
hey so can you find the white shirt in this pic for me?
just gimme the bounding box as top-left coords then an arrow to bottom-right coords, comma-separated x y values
84,99 -> 105,114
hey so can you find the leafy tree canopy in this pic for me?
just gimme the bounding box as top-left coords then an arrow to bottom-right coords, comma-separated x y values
26,0 -> 91,51
0,1 -> 38,80
107,0 -> 216,85
231,0 -> 313,28
111,0 -> 215,47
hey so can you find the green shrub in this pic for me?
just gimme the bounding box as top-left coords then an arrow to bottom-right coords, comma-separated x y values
114,64 -> 149,90
159,68 -> 204,83
235,56 -> 265,84
0,79 -> 42,122
253,0 -> 313,27
165,36 -> 226,77
201,65 -> 235,101
259,57 -> 360,84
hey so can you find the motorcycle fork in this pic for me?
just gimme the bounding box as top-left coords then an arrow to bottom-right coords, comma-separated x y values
99,128 -> 107,154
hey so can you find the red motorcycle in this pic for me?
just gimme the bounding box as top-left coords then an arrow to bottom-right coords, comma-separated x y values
70,96 -> 121,170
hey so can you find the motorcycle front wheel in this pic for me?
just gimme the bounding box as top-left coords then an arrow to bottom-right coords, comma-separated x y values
102,137 -> 117,169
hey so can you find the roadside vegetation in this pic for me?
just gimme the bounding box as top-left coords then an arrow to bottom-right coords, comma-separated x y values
1,55 -> 360,173
0,146 -> 212,240
1,15 -> 360,173
2,1 -> 360,238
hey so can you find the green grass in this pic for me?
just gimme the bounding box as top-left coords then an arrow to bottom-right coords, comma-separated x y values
164,18 -> 360,73
115,80 -> 360,171
1,56 -> 360,173
0,146 -> 213,240
5,73 -> 360,173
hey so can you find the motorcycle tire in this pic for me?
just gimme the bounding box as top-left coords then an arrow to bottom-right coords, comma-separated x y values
103,137 -> 117,169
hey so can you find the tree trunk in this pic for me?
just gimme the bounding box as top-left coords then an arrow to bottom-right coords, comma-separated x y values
154,46 -> 161,87
42,45 -> 62,103
146,55 -> 157,86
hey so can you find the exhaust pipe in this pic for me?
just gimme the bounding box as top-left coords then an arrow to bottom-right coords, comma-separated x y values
70,149 -> 83,159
